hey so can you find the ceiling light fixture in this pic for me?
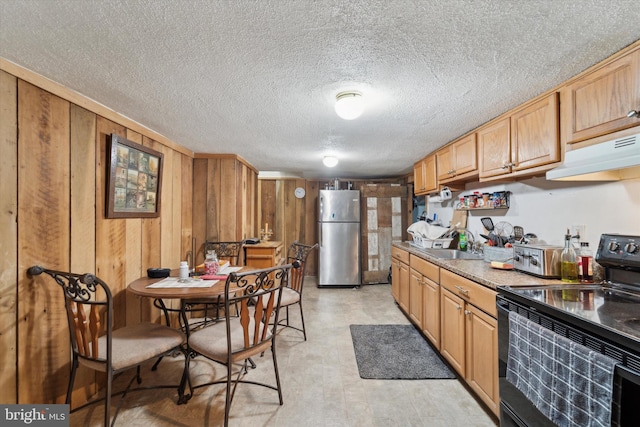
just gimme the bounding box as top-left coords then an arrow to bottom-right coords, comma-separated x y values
334,91 -> 364,120
323,156 -> 338,167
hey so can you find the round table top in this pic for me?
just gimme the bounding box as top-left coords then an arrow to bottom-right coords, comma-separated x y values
127,271 -> 243,299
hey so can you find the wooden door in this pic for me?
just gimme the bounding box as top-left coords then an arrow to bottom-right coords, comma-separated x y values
391,259 -> 400,302
562,49 -> 640,144
440,287 -> 465,376
409,268 -> 423,328
452,133 -> 477,176
436,146 -> 453,181
478,118 -> 511,178
423,155 -> 437,194
465,303 -> 499,416
413,160 -> 425,195
511,93 -> 560,171
398,260 -> 410,312
422,276 -> 440,349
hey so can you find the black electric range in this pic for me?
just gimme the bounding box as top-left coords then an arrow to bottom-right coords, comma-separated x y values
497,234 -> 640,427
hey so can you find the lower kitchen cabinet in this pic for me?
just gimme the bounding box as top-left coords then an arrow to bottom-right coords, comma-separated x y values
391,246 -> 410,311
440,269 -> 499,416
410,255 -> 441,349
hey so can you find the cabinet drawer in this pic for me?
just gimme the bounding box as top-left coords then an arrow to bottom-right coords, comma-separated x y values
392,246 -> 410,264
410,254 -> 439,283
440,269 -> 497,317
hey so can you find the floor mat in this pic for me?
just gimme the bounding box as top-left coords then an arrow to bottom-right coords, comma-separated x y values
350,324 -> 456,379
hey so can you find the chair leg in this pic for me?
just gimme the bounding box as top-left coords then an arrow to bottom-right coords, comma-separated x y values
106,370 -> 113,427
298,302 -> 307,341
271,343 -> 283,405
224,364 -> 233,427
65,356 -> 78,405
151,356 -> 163,371
178,349 -> 192,404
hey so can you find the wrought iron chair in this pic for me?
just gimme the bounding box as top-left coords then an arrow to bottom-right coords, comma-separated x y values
271,241 -> 317,340
27,266 -> 189,427
183,240 -> 245,329
185,261 -> 299,427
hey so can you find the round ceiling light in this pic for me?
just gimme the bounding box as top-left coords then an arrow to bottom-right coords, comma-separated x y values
323,156 -> 338,167
334,91 -> 364,120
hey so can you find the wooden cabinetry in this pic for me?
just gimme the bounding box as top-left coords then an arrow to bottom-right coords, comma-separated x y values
479,93 -> 560,180
391,246 -> 410,311
244,241 -> 283,269
410,255 -> 440,349
561,48 -> 640,145
413,155 -> 437,195
436,133 -> 477,182
440,269 -> 499,416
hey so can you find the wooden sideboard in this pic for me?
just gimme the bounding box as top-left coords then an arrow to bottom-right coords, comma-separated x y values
244,241 -> 283,269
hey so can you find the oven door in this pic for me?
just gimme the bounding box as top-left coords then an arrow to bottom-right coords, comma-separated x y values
497,298 -> 557,427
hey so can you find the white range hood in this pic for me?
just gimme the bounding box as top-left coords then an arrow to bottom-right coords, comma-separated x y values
546,132 -> 640,181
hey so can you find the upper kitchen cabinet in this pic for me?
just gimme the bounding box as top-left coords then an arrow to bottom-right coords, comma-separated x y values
436,133 -> 478,184
479,93 -> 560,180
561,47 -> 640,145
413,154 -> 437,195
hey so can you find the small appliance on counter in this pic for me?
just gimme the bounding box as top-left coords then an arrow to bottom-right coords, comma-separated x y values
512,243 -> 563,278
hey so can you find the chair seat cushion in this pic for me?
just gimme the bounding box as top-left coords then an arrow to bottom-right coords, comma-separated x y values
79,323 -> 185,372
188,317 -> 271,363
261,287 -> 299,308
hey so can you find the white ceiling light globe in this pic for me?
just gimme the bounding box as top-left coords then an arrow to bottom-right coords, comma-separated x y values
334,91 -> 364,120
323,156 -> 339,167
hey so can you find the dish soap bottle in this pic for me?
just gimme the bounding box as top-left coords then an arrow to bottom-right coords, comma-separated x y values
204,250 -> 219,275
459,231 -> 468,252
561,228 -> 579,283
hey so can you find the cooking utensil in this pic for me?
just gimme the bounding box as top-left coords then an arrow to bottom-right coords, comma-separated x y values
513,226 -> 524,242
481,217 -> 494,231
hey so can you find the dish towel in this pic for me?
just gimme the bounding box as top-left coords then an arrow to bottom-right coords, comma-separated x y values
506,311 -> 618,427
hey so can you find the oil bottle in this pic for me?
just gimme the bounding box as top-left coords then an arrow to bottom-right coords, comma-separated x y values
560,228 -> 579,283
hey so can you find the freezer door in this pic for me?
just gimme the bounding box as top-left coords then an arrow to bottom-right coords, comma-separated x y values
318,221 -> 361,286
318,190 -> 360,222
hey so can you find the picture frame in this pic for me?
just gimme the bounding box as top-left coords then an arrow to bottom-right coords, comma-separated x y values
106,134 -> 163,218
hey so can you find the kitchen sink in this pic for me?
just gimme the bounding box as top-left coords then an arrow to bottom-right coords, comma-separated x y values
415,248 -> 484,260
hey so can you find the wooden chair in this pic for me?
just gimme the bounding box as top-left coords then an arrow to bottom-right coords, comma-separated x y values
185,262 -> 299,427
27,266 -> 189,427
274,241 -> 318,340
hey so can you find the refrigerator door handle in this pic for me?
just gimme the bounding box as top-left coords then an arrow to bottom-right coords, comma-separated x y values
319,222 -> 323,247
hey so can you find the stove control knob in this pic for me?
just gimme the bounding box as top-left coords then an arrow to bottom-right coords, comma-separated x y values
625,243 -> 639,254
608,241 -> 621,253
530,257 -> 538,266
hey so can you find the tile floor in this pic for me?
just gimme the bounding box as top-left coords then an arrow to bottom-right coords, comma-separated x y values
71,279 -> 499,427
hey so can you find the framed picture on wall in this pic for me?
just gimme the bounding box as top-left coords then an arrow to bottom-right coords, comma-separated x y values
106,134 -> 163,218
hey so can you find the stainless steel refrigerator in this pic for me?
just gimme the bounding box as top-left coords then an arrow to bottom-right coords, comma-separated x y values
318,189 -> 361,287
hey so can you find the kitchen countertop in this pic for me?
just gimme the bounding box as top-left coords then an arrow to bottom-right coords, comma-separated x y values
393,241 -> 565,290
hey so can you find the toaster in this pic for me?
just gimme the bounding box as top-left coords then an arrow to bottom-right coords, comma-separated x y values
513,243 -> 563,278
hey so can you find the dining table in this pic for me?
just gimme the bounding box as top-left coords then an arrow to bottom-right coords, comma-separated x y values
127,266 -> 247,403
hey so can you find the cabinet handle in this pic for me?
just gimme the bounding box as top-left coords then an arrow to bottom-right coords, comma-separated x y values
464,309 -> 471,315
628,109 -> 640,118
456,305 -> 462,311
455,285 -> 469,295
501,164 -> 510,169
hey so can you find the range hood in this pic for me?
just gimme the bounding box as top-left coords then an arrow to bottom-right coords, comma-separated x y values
546,132 -> 640,181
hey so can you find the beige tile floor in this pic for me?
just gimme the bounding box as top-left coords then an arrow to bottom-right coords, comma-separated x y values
71,279 -> 499,427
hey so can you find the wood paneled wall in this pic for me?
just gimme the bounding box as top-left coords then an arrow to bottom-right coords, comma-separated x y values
0,68 -> 194,405
257,178 -> 408,276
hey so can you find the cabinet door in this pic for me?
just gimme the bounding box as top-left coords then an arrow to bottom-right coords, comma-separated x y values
391,259 -> 400,302
465,304 -> 499,416
409,268 -> 423,328
563,49 -> 640,144
440,287 -> 465,376
423,155 -> 437,194
422,276 -> 440,349
398,261 -> 410,312
478,118 -> 511,178
436,146 -> 453,181
511,92 -> 560,171
452,133 -> 477,176
413,161 -> 425,195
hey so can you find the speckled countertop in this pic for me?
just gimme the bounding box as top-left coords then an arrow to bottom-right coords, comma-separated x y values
393,241 -> 565,290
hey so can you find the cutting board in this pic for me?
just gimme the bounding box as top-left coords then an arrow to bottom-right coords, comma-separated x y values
451,209 -> 468,228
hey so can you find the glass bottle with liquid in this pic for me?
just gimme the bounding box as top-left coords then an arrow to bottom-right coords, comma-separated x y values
579,242 -> 594,283
560,229 -> 579,283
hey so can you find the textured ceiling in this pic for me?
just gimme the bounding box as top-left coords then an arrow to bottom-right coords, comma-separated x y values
1,1 -> 639,178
